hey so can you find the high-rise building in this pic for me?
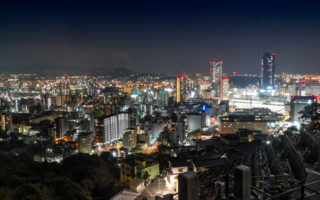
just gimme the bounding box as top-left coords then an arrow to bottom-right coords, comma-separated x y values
122,128 -> 137,150
209,60 -> 223,86
1,113 -> 6,132
260,52 -> 276,89
104,115 -> 118,143
176,74 -> 186,103
104,113 -> 129,144
175,121 -> 185,144
14,99 -> 19,112
117,113 -> 129,139
55,117 -> 69,139
218,77 -> 229,99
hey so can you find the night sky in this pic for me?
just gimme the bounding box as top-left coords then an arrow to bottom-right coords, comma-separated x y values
1,0 -> 320,75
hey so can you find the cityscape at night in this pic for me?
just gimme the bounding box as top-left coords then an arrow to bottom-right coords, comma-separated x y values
0,1 -> 320,200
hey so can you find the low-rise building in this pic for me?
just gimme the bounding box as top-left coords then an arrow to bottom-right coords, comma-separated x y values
220,113 -> 268,134
78,132 -> 93,154
120,154 -> 160,185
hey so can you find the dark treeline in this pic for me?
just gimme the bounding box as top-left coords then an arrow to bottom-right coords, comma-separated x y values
0,152 -> 122,200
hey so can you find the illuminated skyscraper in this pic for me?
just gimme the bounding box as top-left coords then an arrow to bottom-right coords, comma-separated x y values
209,60 -> 223,96
218,77 -> 229,100
209,60 -> 223,85
176,74 -> 186,103
1,114 -> 5,132
260,53 -> 276,89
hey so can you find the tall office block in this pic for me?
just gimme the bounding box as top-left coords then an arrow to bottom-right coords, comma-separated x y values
218,77 -> 229,99
209,60 -> 223,84
260,52 -> 276,89
1,114 -> 5,132
210,60 -> 223,96
55,117 -> 68,139
176,74 -> 186,103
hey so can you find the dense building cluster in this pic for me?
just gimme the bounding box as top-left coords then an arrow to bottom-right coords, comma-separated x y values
0,53 -> 320,200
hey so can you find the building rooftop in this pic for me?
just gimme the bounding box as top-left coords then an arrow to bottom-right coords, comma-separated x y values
111,189 -> 139,200
169,160 -> 190,168
193,158 -> 228,168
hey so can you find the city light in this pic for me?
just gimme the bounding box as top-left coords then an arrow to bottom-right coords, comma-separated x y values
0,2 -> 319,200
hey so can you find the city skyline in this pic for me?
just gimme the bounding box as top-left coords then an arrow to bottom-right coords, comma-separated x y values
1,1 -> 320,200
0,0 -> 320,74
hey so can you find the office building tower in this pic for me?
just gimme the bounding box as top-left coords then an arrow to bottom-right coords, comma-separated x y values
14,99 -> 19,112
55,117 -> 69,139
176,74 -> 186,103
1,113 -> 5,132
218,77 -> 230,99
260,52 -> 276,89
176,121 -> 185,144
209,60 -> 223,86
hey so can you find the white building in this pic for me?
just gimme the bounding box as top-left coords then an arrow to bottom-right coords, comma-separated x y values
104,113 -> 129,143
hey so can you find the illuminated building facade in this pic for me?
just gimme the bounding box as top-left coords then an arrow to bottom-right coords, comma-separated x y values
176,74 -> 186,103
104,115 -> 118,143
220,113 -> 268,134
78,132 -> 93,154
1,113 -> 5,132
122,128 -> 137,150
218,77 -> 229,99
210,60 -> 223,84
210,60 -> 223,94
260,52 -> 276,89
104,113 -> 129,144
120,155 -> 160,185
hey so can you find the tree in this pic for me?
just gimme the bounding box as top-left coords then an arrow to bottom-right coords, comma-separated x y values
299,105 -> 314,122
143,171 -> 150,185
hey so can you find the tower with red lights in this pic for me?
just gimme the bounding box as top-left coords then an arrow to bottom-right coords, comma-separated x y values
260,52 -> 276,89
176,73 -> 186,103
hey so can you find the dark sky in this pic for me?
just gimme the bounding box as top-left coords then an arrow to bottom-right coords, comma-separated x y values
0,0 -> 320,75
